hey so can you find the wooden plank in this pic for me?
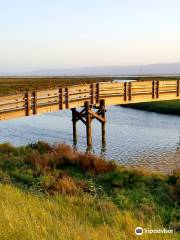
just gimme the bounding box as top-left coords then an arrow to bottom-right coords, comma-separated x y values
0,94 -> 24,102
0,102 -> 25,111
37,89 -> 59,97
0,109 -> 26,121
88,109 -> 106,123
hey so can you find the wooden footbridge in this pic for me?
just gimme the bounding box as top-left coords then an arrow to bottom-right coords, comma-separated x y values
0,79 -> 180,147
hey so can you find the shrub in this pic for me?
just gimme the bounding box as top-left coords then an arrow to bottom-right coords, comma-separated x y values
28,141 -> 52,154
42,171 -> 79,195
0,143 -> 16,154
0,170 -> 11,184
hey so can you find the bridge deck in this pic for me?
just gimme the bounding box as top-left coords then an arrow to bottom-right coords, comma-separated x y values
0,80 -> 180,121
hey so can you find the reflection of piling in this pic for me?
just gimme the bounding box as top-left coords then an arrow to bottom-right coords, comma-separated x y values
71,108 -> 77,146
100,99 -> 106,146
71,99 -> 106,149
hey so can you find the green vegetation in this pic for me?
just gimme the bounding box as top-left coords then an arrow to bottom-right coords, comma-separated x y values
0,141 -> 179,239
0,77 -> 111,96
123,100 -> 180,115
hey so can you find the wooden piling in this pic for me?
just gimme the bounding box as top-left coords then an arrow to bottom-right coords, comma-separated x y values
100,99 -> 106,146
85,101 -> 92,147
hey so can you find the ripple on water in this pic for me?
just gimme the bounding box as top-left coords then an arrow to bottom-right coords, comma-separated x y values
0,106 -> 180,173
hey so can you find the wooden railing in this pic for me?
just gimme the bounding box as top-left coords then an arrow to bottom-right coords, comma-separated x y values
0,80 -> 180,121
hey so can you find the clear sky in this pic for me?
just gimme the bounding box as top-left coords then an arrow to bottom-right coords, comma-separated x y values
0,0 -> 180,71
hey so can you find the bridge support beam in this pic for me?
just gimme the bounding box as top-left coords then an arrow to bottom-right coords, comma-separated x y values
85,101 -> 92,147
71,100 -> 106,148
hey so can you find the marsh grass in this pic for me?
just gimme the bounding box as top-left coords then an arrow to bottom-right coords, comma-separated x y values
123,100 -> 180,115
0,184 -> 176,240
0,77 -> 110,96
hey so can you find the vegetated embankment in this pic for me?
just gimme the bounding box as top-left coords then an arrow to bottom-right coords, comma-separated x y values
122,100 -> 180,115
0,142 -> 179,239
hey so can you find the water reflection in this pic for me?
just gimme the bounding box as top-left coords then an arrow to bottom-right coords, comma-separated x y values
100,143 -> 107,158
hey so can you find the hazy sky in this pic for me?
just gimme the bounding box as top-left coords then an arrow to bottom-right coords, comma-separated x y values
0,0 -> 180,71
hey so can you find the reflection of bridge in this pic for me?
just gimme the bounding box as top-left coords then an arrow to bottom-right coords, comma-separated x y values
0,79 -> 180,147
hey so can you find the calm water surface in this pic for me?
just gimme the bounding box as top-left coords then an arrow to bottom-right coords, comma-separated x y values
0,106 -> 180,173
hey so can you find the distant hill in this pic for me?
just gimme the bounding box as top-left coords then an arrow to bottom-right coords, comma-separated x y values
1,62 -> 180,76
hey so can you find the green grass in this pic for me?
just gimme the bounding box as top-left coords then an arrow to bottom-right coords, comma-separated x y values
0,77 -> 111,96
123,100 -> 180,115
0,141 -> 179,239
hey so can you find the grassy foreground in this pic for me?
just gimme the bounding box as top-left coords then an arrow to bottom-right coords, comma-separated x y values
123,100 -> 180,115
0,142 -> 179,239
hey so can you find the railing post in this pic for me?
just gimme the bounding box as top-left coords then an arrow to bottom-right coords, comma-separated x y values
128,82 -> 132,101
59,87 -> 64,110
152,81 -> 155,99
65,87 -> 69,109
124,82 -> 127,101
91,83 -> 95,104
156,81 -> 159,98
25,92 -> 31,116
100,99 -> 106,146
177,80 -> 180,97
96,83 -> 99,104
32,91 -> 37,114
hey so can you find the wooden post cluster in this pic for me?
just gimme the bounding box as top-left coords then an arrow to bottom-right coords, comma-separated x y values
151,81 -> 160,99
71,99 -> 106,148
124,82 -> 132,101
156,81 -> 159,98
59,87 -> 69,110
25,91 -> 37,116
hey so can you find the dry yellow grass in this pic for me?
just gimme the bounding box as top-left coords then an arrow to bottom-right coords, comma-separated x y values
0,184 -> 177,240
